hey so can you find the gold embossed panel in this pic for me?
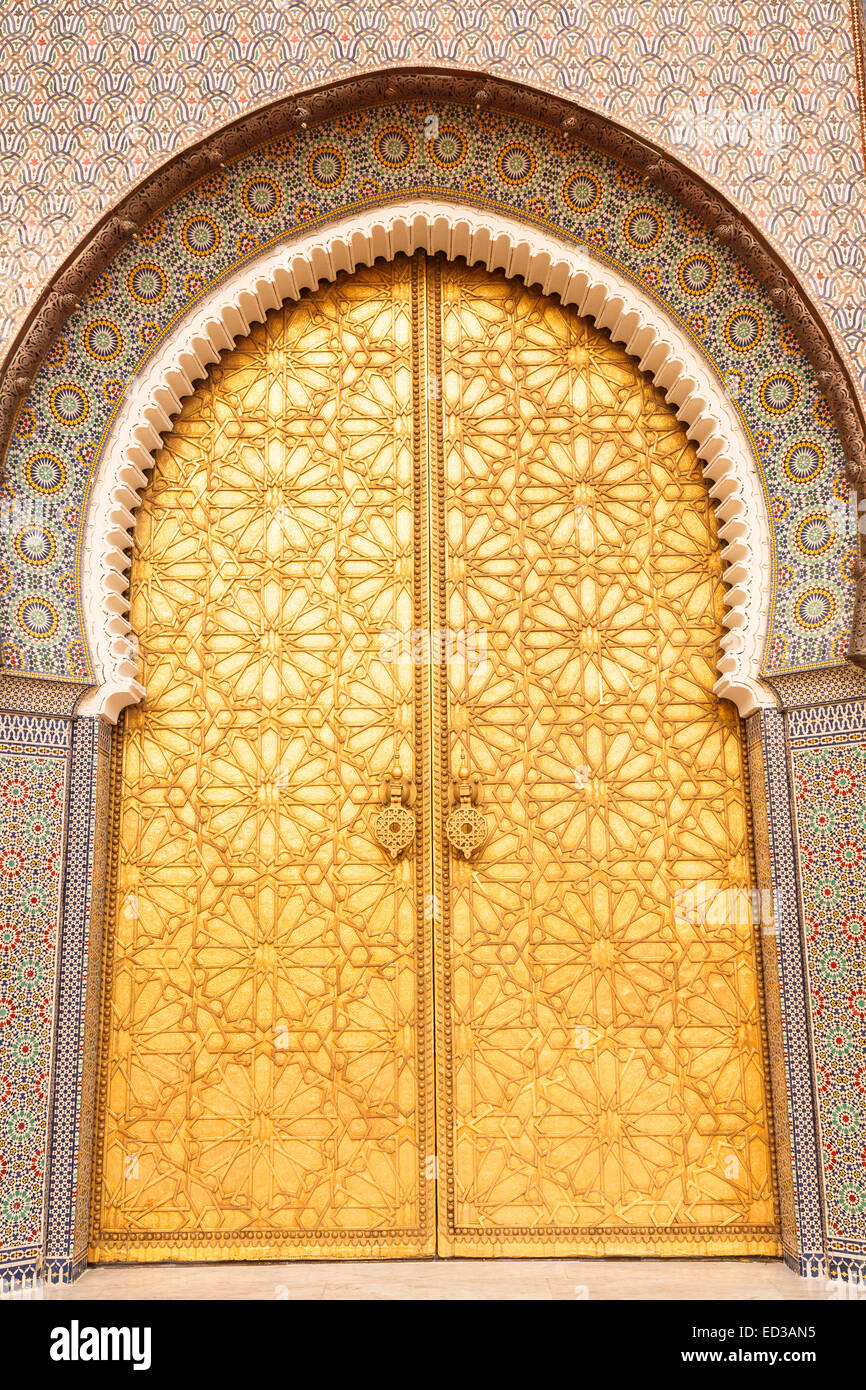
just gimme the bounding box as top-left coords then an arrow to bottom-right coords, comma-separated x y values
92,253 -> 778,1262
431,259 -> 779,1256
90,259 -> 436,1261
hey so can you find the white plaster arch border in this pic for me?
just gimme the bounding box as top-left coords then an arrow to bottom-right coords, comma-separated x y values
78,200 -> 775,721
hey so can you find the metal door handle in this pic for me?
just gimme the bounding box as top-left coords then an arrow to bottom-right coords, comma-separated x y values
373,763 -> 416,858
445,756 -> 490,859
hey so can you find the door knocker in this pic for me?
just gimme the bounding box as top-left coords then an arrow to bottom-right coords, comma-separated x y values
373,763 -> 416,858
445,757 -> 490,860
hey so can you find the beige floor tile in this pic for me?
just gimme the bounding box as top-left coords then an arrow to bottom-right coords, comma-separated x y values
41,1257 -> 832,1302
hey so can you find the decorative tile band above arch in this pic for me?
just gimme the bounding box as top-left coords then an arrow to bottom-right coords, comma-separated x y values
0,85 -> 860,684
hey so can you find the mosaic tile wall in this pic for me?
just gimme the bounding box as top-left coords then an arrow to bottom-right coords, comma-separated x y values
0,101 -> 858,683
0,710 -> 111,1287
789,700 -> 866,1277
0,1 -> 865,1285
0,712 -> 70,1283
0,1 -> 864,393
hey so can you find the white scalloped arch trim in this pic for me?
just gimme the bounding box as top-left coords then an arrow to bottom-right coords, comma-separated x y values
78,200 -> 775,721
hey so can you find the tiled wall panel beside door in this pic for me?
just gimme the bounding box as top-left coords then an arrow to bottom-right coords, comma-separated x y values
0,712 -> 70,1285
44,716 -> 112,1282
788,700 -> 866,1280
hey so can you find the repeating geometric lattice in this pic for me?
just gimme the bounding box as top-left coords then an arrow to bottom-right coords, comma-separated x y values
91,260 -> 436,1260
434,261 -> 779,1254
790,732 -> 866,1243
92,255 -> 778,1262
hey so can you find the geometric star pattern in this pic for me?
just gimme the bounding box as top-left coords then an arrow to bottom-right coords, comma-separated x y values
435,261 -> 778,1253
91,259 -> 436,1259
91,256 -> 779,1261
789,728 -> 866,1246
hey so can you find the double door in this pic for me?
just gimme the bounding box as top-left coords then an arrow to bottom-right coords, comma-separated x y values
90,253 -> 778,1261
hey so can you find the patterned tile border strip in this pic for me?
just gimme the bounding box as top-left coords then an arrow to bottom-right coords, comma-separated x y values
852,0 -> 866,176
745,717 -> 799,1264
43,716 -> 111,1281
788,699 -> 866,739
755,709 -> 826,1267
766,666 -> 866,709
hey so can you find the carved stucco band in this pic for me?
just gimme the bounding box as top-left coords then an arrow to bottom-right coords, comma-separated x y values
77,202 -> 774,723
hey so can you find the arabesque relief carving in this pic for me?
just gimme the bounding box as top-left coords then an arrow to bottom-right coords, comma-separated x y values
91,257 -> 778,1261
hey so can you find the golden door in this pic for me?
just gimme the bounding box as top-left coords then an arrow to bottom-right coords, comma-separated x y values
90,254 -> 779,1262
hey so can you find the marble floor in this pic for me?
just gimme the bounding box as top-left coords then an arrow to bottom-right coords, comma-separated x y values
41,1258 -> 835,1301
